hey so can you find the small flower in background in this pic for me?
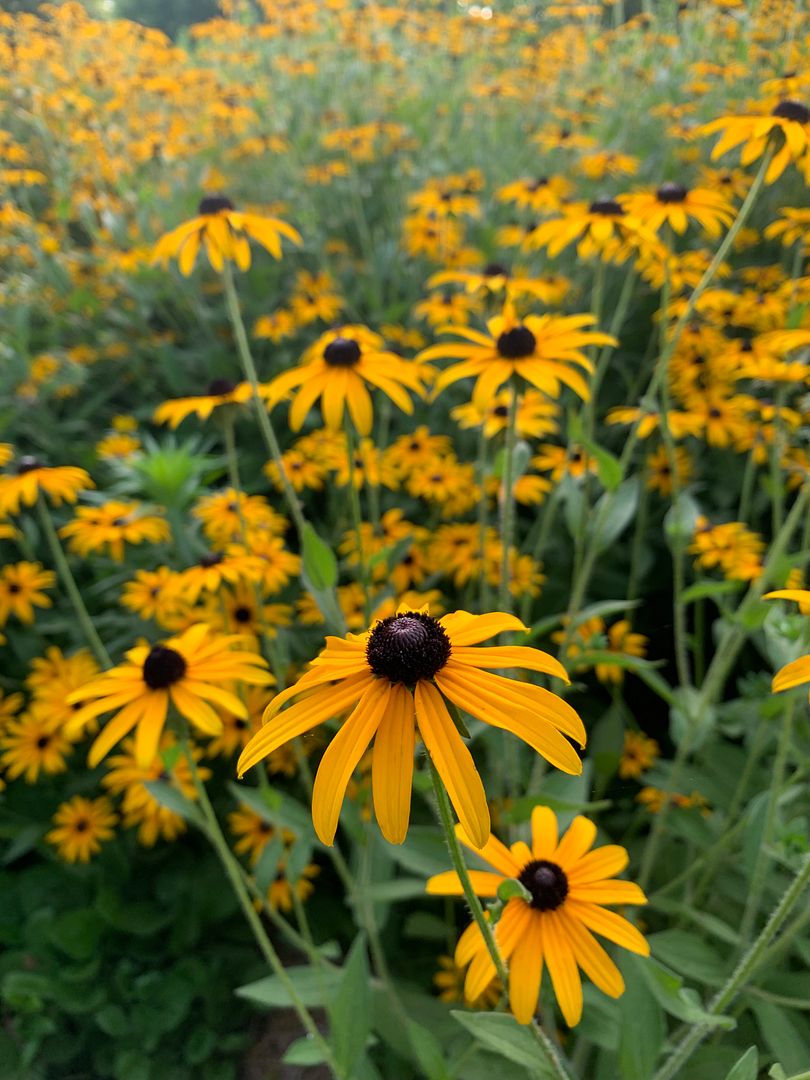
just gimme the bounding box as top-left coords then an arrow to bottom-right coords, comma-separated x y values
67,624 -> 272,767
434,951 -> 501,1009
238,607 -> 585,847
59,501 -> 171,562
637,787 -> 710,815
700,98 -> 810,183
0,562 -> 56,626
153,379 -> 253,428
427,807 -> 649,1026
0,457 -> 93,517
152,194 -> 302,275
620,182 -> 735,237
619,731 -> 660,779
264,324 -> 427,437
47,795 -> 117,863
690,516 -> 764,582
95,432 -> 142,460
0,709 -> 72,783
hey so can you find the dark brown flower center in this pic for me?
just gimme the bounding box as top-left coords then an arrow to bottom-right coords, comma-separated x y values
493,404 -> 509,417
772,99 -> 810,124
518,859 -> 569,911
589,197 -> 624,216
366,612 -> 451,684
323,337 -> 362,367
199,552 -> 224,568
143,645 -> 187,690
483,262 -> 509,278
198,194 -> 235,215
207,378 -> 236,397
36,735 -> 51,749
656,181 -> 688,203
234,606 -> 252,623
15,456 -> 42,475
74,819 -> 89,833
527,177 -> 549,191
497,325 -> 536,359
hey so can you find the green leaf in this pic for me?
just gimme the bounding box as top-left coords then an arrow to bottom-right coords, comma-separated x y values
450,1012 -> 556,1079
403,912 -> 448,941
639,957 -> 734,1028
144,781 -> 205,829
237,966 -> 341,1009
619,956 -> 666,1080
47,909 -> 101,961
362,878 -> 427,901
302,523 -> 338,590
665,491 -> 702,548
282,1036 -> 327,1066
679,579 -> 742,605
2,824 -> 45,865
228,783 -> 316,841
329,935 -> 372,1077
751,1001 -> 810,1074
497,878 -> 532,904
724,1047 -> 758,1080
588,478 -> 639,550
95,1005 -> 129,1038
253,833 -> 285,893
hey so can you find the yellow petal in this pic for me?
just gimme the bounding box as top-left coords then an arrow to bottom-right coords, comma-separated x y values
553,816 -> 597,869
425,870 -> 505,897
455,824 -> 523,876
441,610 -> 529,647
565,900 -> 649,955
531,805 -> 559,860
449,645 -> 569,683
541,910 -> 583,1027
311,679 -> 390,845
508,914 -> 544,1024
558,908 -> 624,999
566,845 -> 629,885
773,653 -> 810,693
414,681 -> 490,848
372,683 -> 415,845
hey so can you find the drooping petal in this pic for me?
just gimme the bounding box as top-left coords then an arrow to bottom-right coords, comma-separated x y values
507,913 -> 544,1024
772,653 -> 810,693
414,681 -> 490,848
565,900 -> 649,955
541,910 -> 584,1027
135,692 -> 171,767
558,909 -> 624,999
311,679 -> 391,844
88,698 -> 150,768
425,870 -> 505,897
371,683 -> 415,845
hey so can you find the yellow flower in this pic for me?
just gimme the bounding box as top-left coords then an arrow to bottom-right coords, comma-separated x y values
765,590 -> 810,697
153,379 -> 253,428
619,731 -> 660,779
0,458 -> 93,517
238,607 -> 585,848
60,501 -> 171,561
0,562 -> 55,626
700,99 -> 810,184
1,707 -> 72,783
421,307 -> 612,411
264,324 -> 426,437
152,194 -> 301,275
67,624 -> 272,767
47,795 -> 117,863
619,183 -> 735,238
427,807 -> 649,1026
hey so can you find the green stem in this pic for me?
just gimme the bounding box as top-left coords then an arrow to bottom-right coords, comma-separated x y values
737,447 -> 758,523
343,418 -> 372,621
652,857 -> 810,1080
182,740 -> 343,1079
738,697 -> 796,946
220,262 -> 307,541
625,462 -> 650,605
520,483 -> 564,624
498,381 -> 520,614
477,424 -> 492,611
428,758 -> 574,1080
769,384 -> 788,536
36,495 -> 111,667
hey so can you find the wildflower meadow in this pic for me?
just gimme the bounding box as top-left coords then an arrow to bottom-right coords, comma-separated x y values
2,1 -> 810,1078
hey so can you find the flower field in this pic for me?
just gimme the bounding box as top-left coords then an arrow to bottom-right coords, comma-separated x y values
1,1 -> 810,1078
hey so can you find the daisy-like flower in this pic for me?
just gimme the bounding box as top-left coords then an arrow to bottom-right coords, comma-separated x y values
523,199 -> 662,261
1,709 -> 72,783
153,378 -> 253,428
619,182 -> 735,237
764,207 -> 810,247
0,457 -> 93,517
60,501 -> 171,561
67,624 -> 273,768
47,795 -> 117,863
238,607 -> 585,848
427,264 -> 567,306
264,324 -> 427,436
152,194 -> 302,275
700,100 -> 810,184
764,590 -> 810,697
421,307 -> 613,411
426,807 -> 649,1026
0,562 -> 55,625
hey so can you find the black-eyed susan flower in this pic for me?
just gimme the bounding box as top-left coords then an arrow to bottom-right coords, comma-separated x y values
523,199 -> 661,261
764,590 -> 810,697
152,195 -> 302,275
67,624 -> 272,768
701,99 -> 810,184
153,378 -> 253,428
0,562 -> 55,625
1,708 -> 72,783
59,500 -> 171,561
426,807 -> 649,1026
238,607 -> 585,848
619,731 -> 660,779
47,795 -> 117,863
264,325 -> 426,436
0,457 -> 93,517
421,307 -> 613,411
620,182 -> 735,237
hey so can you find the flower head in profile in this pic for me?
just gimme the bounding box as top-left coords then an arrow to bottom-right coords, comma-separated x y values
427,807 -> 649,1026
0,456 -> 93,517
420,306 -> 613,410
67,624 -> 273,768
152,194 -> 302,275
154,378 -> 253,428
264,325 -> 427,436
619,182 -> 735,237
47,795 -> 117,863
764,590 -> 810,697
700,99 -> 810,184
238,607 -> 585,848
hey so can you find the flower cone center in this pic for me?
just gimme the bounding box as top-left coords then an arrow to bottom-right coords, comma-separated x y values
143,645 -> 187,689
518,859 -> 569,911
366,612 -> 451,684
